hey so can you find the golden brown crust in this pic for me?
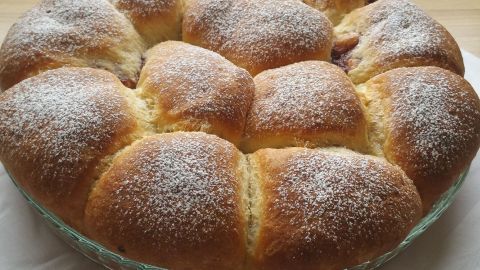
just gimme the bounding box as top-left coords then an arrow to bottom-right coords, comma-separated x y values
182,0 -> 333,75
249,147 -> 422,270
0,0 -> 146,90
111,0 -> 184,45
0,68 -> 141,230
363,67 -> 480,212
303,0 -> 367,24
0,0 -> 477,268
84,132 -> 247,270
333,0 -> 464,84
242,61 -> 368,153
138,41 -> 255,145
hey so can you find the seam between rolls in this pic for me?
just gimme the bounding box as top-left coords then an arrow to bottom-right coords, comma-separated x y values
82,132 -> 152,229
81,84 -> 159,231
243,154 -> 261,269
105,0 -> 149,89
106,0 -> 148,47
354,82 -> 388,157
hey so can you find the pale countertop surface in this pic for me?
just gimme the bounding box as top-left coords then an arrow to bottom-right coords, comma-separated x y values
0,0 -> 479,56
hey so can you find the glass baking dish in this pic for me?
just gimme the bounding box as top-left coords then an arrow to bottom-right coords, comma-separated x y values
6,168 -> 469,270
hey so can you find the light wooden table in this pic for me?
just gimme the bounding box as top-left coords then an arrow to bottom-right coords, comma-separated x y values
0,0 -> 479,56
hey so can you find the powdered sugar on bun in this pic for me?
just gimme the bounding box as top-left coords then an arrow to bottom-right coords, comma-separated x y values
85,132 -> 247,269
363,66 -> 480,212
111,0 -> 183,45
139,41 -> 254,144
0,0 -> 477,269
334,0 -> 464,83
183,0 -> 333,75
0,67 -> 140,228
303,0 -> 367,24
251,147 -> 421,270
242,61 -> 367,152
0,0 -> 145,90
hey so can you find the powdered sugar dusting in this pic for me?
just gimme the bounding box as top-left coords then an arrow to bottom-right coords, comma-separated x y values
0,0 -> 144,88
334,0 -> 463,82
0,0 -> 475,264
247,61 -> 363,133
365,0 -> 447,59
106,133 -> 240,246
143,42 -> 253,120
387,68 -> 480,175
111,0 -> 176,17
184,0 -> 332,73
270,149 -> 419,248
302,0 -> 366,24
2,0 -> 135,57
0,68 -> 133,197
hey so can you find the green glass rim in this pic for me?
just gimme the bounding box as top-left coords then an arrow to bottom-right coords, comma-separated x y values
6,167 -> 470,270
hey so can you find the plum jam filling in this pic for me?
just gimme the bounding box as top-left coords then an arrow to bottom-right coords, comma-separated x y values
332,32 -> 360,73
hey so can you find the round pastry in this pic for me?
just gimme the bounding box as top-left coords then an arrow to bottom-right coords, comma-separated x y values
358,66 -> 480,213
111,0 -> 184,46
333,0 -> 464,84
302,0 -> 367,24
0,67 -> 143,230
138,41 -> 254,145
182,0 -> 333,75
0,0 -> 479,269
242,61 -> 368,153
84,132 -> 248,270
248,147 -> 422,270
0,0 -> 146,90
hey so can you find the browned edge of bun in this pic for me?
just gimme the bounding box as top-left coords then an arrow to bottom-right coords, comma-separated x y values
0,67 -> 147,230
247,147 -> 422,270
0,0 -> 147,91
138,40 -> 255,146
333,0 -> 464,84
84,132 -> 248,270
241,60 -> 369,153
357,66 -> 480,213
182,0 -> 333,76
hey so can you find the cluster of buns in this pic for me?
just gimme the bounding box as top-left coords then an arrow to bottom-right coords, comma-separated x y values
0,0 -> 479,269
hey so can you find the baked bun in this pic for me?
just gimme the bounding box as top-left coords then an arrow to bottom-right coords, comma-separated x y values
138,41 -> 254,145
182,0 -> 333,75
84,132 -> 247,270
0,0 -> 146,90
110,0 -> 184,46
248,147 -> 422,270
0,0 -> 479,269
302,0 -> 367,24
358,67 -> 480,212
242,61 -> 368,153
0,68 -> 142,230
333,0 -> 464,83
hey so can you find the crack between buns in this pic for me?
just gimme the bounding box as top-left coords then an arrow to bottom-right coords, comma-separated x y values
242,154 -> 262,268
355,83 -> 387,156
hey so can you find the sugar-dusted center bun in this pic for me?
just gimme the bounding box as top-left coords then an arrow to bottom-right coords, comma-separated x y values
85,132 -> 248,270
242,61 -> 368,153
333,0 -> 464,84
249,147 -> 422,270
0,67 -> 142,230
359,66 -> 480,212
138,41 -> 254,145
183,0 -> 333,75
